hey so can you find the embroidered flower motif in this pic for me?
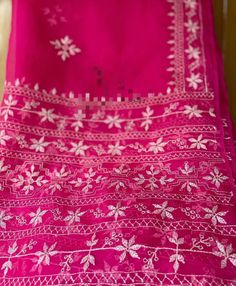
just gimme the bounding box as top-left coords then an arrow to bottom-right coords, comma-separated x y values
11,165 -> 48,195
29,207 -> 47,227
203,167 -> 228,188
203,206 -> 227,225
30,137 -> 50,153
108,142 -> 125,156
186,73 -> 202,90
214,241 -> 236,269
185,19 -> 199,34
153,201 -> 175,219
0,210 -> 12,229
35,242 -> 58,266
1,95 -> 18,121
47,165 -> 70,194
185,45 -> 200,59
134,165 -> 159,191
188,134 -> 208,150
0,130 -> 10,146
141,106 -> 154,131
43,6 -> 66,26
148,137 -> 167,153
115,236 -> 141,262
71,110 -> 85,132
107,203 -> 127,220
184,0 -> 197,10
50,36 -> 81,61
104,115 -> 124,129
39,108 -> 57,123
133,165 -> 173,192
70,141 -> 89,156
69,168 -> 105,194
64,208 -> 86,225
183,105 -> 202,118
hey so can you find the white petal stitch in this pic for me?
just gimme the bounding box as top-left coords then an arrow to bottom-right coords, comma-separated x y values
115,236 -> 141,262
148,137 -> 168,153
50,36 -> 81,61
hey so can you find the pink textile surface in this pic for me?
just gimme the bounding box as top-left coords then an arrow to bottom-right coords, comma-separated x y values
0,0 -> 236,285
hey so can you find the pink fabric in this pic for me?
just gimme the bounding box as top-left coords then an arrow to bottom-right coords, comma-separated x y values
0,0 -> 236,285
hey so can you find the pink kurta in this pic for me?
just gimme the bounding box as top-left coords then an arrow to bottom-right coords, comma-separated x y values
0,0 -> 236,285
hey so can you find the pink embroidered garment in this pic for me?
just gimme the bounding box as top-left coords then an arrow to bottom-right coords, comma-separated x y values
0,0 -> 236,285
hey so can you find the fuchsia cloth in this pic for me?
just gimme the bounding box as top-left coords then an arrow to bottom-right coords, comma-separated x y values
0,0 -> 236,285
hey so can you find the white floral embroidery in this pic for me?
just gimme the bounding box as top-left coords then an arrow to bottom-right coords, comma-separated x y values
159,175 -> 174,185
47,165 -> 70,194
0,210 -> 12,229
214,241 -> 236,269
1,260 -> 12,277
203,167 -> 228,188
184,0 -> 197,10
64,208 -> 86,225
203,206 -> 227,225
181,180 -> 198,193
39,108 -> 57,123
183,105 -> 202,118
1,95 -> 18,121
71,110 -> 85,132
115,236 -> 141,262
108,142 -> 125,156
69,168 -> 105,193
188,134 -> 208,150
80,234 -> 98,271
141,106 -> 154,131
185,19 -> 199,34
179,162 -> 194,175
81,253 -> 95,271
70,141 -> 89,156
185,45 -> 200,59
148,137 -> 167,153
134,165 -> 159,191
29,207 -> 47,227
107,203 -> 127,220
0,130 -> 10,146
50,36 -> 81,61
11,165 -> 48,195
1,242 -> 18,276
104,115 -> 124,129
35,243 -> 58,266
153,201 -> 175,219
30,137 -> 50,153
186,73 -> 202,90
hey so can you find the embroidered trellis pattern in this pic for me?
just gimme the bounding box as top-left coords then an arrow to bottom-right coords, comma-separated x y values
0,0 -> 236,285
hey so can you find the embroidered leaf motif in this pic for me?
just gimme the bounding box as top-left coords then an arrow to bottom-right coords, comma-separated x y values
214,241 -> 236,269
1,260 -> 12,276
8,241 -> 18,255
81,254 -> 95,271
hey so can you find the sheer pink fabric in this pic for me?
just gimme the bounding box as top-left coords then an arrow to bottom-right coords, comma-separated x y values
0,0 -> 236,285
